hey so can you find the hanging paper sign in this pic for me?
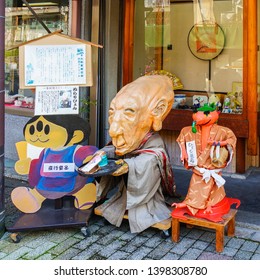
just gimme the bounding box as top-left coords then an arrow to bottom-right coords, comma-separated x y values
186,140 -> 198,166
24,45 -> 87,86
34,86 -> 79,115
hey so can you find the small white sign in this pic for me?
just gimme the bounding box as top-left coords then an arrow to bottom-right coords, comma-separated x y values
186,140 -> 198,166
35,86 -> 79,115
43,163 -> 75,173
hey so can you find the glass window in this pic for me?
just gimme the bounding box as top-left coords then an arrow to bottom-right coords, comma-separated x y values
4,0 -> 69,106
133,0 -> 244,114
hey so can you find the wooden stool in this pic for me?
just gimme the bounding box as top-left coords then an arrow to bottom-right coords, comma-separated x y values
171,209 -> 237,252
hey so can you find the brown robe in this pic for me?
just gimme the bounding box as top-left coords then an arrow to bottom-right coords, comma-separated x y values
95,133 -> 172,233
177,124 -> 236,215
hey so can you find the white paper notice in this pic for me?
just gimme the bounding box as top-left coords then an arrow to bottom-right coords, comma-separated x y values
35,86 -> 79,115
24,44 -> 86,86
186,140 -> 198,166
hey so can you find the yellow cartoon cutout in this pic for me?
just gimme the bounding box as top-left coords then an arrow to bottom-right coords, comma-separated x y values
11,115 -> 98,213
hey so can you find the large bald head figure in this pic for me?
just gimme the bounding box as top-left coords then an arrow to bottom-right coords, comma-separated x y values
108,75 -> 174,155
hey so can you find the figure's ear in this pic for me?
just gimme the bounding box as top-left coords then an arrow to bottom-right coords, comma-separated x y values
151,99 -> 167,131
68,130 -> 84,145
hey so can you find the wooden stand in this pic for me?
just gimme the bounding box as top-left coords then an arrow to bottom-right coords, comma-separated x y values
94,207 -> 171,236
171,209 -> 237,252
6,197 -> 94,243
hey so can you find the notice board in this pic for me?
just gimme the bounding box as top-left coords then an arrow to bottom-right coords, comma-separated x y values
18,33 -> 94,89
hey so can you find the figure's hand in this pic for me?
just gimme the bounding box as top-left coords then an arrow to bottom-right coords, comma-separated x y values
171,202 -> 187,208
203,205 -> 213,214
208,139 -> 228,147
14,158 -> 31,175
181,148 -> 188,162
112,159 -> 128,176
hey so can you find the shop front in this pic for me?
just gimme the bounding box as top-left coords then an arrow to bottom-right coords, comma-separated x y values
3,0 -> 260,175
123,0 -> 259,174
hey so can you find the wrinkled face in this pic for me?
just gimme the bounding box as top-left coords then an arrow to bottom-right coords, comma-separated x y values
108,92 -> 153,155
192,110 -> 219,126
24,116 -> 68,149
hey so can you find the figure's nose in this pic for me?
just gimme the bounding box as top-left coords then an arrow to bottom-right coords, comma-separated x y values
109,121 -> 123,138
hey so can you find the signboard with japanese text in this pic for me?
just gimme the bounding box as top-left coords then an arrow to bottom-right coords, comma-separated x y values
24,45 -> 87,86
18,33 -> 94,89
34,86 -> 79,115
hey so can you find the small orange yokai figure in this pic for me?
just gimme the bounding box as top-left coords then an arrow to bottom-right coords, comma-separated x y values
11,115 -> 98,214
172,104 -> 240,221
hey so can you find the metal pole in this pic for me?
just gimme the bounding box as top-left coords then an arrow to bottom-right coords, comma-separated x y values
0,0 -> 5,237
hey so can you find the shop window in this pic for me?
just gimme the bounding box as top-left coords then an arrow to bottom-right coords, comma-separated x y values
133,0 -> 244,115
4,0 -> 69,112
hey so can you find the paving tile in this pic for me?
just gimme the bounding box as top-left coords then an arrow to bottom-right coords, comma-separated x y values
2,246 -> 32,260
250,231 -> 260,242
180,248 -> 202,260
107,250 -> 131,260
130,235 -> 149,247
234,250 -> 254,260
126,246 -> 154,260
192,240 -> 210,250
240,240 -> 259,252
199,231 -> 216,243
170,237 -> 196,254
226,237 -> 245,249
197,251 -> 233,260
147,242 -> 172,259
0,239 -> 12,250
144,235 -> 163,248
73,234 -> 101,250
161,252 -> 181,260
72,243 -> 104,260
119,231 -> 138,242
50,237 -> 80,255
23,241 -> 57,260
55,248 -> 82,260
185,228 -> 204,240
37,253 -> 53,260
97,240 -> 127,258
120,242 -> 139,253
97,229 -> 125,246
251,253 -> 260,260
0,241 -> 24,254
255,244 -> 260,254
220,246 -> 238,257
0,252 -> 7,259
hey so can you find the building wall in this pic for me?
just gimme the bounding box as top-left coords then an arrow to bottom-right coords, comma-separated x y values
5,114 -> 29,161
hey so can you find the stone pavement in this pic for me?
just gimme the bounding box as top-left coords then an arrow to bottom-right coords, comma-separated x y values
0,160 -> 260,260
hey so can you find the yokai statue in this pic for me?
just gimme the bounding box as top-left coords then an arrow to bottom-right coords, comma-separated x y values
172,103 -> 240,222
93,75 -> 178,233
11,115 -> 98,213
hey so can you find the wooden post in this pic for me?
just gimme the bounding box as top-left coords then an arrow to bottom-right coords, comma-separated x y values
245,0 -> 258,155
0,0 -> 5,238
123,0 -> 135,85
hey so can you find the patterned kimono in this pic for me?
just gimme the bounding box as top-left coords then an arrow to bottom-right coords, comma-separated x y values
95,133 -> 175,233
177,124 -> 237,215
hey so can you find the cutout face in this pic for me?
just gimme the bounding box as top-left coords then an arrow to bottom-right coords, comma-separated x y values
24,116 -> 69,149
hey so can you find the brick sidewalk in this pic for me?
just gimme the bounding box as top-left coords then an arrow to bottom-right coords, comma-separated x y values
1,209 -> 260,260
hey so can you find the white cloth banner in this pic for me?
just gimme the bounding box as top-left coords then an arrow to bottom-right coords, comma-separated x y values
193,0 -> 215,24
